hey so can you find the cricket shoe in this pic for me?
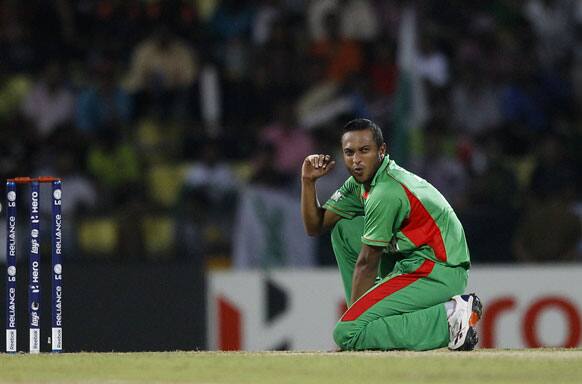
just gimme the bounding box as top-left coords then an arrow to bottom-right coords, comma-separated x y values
447,293 -> 482,351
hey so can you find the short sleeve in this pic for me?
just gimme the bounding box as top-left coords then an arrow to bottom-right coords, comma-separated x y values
361,185 -> 408,247
323,177 -> 364,219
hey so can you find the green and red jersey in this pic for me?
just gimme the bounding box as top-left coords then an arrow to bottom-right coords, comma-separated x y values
323,156 -> 471,268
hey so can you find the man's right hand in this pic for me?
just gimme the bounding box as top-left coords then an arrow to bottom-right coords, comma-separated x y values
301,154 -> 336,182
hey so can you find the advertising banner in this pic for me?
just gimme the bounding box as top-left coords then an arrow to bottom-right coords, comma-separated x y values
208,266 -> 582,350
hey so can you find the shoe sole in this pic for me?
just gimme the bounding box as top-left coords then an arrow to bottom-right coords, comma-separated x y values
469,294 -> 483,326
458,293 -> 483,351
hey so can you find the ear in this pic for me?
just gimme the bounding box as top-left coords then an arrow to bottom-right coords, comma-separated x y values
379,143 -> 387,159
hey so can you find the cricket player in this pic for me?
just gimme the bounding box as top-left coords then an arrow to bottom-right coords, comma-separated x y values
300,118 -> 482,351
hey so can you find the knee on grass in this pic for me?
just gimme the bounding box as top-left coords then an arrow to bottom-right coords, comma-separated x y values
333,322 -> 360,351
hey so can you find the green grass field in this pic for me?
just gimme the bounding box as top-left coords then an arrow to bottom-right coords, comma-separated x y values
1,349 -> 581,383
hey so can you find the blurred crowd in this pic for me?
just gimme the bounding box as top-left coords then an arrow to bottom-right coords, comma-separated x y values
0,0 -> 580,265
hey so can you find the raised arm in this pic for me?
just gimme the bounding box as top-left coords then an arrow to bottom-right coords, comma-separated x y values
301,154 -> 341,236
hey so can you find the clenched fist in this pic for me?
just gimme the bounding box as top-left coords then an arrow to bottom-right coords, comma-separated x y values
301,154 -> 336,182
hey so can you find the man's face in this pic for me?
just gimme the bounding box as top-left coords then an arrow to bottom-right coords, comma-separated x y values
341,129 -> 386,184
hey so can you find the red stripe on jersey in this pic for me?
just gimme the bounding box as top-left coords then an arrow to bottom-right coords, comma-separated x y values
399,184 -> 448,262
340,259 -> 435,321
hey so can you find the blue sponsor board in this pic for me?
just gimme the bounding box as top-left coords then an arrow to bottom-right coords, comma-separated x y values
28,181 -> 41,353
5,181 -> 17,353
51,180 -> 63,352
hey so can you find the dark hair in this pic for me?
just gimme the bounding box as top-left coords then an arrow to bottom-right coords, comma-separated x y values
342,118 -> 384,149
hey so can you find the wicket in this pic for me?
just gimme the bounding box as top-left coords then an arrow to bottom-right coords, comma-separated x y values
5,176 -> 63,353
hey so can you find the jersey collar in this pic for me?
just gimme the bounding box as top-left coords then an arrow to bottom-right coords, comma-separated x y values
370,155 -> 390,187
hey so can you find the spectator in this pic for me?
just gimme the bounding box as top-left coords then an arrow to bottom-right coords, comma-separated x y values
460,130 -> 522,262
209,0 -> 255,42
180,138 -> 240,261
468,131 -> 520,210
498,51 -> 550,133
308,0 -> 379,42
310,12 -> 363,83
339,0 -> 379,42
124,25 -> 197,120
451,66 -> 502,136
207,2 -> 256,126
183,139 -> 238,203
524,0 -> 576,68
514,134 -> 580,262
296,57 -> 343,129
249,142 -> 290,188
22,61 -> 75,142
410,119 -> 468,209
260,101 -> 315,180
252,0 -> 280,46
368,40 -> 398,98
528,134 -> 577,202
415,32 -> 449,88
86,125 -> 142,206
233,143 -> 316,269
0,1 -> 37,72
77,58 -> 133,137
307,0 -> 338,42
253,19 -> 301,115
